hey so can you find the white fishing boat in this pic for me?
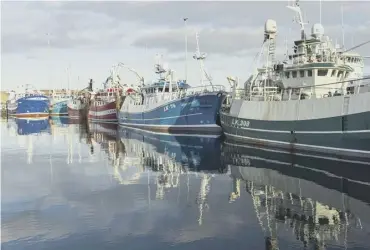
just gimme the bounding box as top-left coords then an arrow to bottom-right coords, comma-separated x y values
220,0 -> 370,158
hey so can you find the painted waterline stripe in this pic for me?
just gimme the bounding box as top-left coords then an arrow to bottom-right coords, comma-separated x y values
119,122 -> 220,128
224,132 -> 370,155
120,112 -> 203,121
221,120 -> 370,134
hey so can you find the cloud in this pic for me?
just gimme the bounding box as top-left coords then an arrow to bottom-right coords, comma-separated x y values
132,21 -> 370,57
2,1 -> 369,56
1,1 -> 369,90
132,26 -> 266,57
27,1 -> 370,29
1,1 -> 130,54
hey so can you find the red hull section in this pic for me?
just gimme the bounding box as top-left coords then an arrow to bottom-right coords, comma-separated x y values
88,101 -> 117,122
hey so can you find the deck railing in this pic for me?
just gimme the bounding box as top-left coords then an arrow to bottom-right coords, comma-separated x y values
131,84 -> 226,104
231,76 -> 370,101
181,85 -> 225,97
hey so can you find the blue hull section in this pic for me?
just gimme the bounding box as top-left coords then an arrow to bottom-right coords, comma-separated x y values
50,100 -> 68,116
119,92 -> 225,133
16,95 -> 50,118
16,118 -> 51,135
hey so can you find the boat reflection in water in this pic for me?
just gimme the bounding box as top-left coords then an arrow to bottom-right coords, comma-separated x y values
49,116 -> 69,127
13,118 -> 51,164
16,118 -> 51,135
88,124 -> 226,225
223,140 -> 370,250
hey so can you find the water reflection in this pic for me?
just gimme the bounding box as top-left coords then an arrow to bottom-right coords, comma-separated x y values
16,118 -> 51,135
1,120 -> 370,250
87,124 -> 227,226
223,140 -> 370,250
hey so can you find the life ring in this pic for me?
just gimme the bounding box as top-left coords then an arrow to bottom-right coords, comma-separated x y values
217,92 -> 223,98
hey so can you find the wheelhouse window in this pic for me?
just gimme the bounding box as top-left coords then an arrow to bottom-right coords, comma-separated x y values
317,69 -> 328,76
307,70 -> 313,77
299,70 -> 304,77
345,72 -> 350,78
285,72 -> 290,78
331,70 -> 337,77
292,71 -> 297,78
338,71 -> 343,78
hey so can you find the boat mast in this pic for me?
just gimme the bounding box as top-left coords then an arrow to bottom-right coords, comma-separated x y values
319,0 -> 322,25
286,0 -> 307,40
183,17 -> 188,83
46,32 -> 53,95
341,4 -> 345,49
66,65 -> 71,93
193,32 -> 209,88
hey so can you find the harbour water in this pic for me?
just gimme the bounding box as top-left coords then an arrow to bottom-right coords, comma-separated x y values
2,117 -> 370,250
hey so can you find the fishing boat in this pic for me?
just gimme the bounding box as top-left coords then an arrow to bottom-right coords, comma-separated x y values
67,96 -> 88,121
88,69 -> 129,123
220,0 -> 370,158
118,33 -> 226,133
9,84 -> 50,118
67,79 -> 93,121
6,90 -> 18,115
49,90 -> 72,116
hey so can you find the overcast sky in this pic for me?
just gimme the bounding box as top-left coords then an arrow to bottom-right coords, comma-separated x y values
2,1 -> 370,91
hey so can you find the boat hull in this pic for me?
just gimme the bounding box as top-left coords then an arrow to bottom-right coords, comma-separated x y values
50,100 -> 68,116
67,100 -> 87,121
221,92 -> 370,158
88,100 -> 117,122
118,92 -> 225,133
15,96 -> 50,118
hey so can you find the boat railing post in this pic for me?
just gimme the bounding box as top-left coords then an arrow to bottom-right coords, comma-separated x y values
357,80 -> 361,94
341,80 -> 345,95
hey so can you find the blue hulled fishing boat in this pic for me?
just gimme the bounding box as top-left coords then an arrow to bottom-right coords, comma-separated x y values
118,33 -> 226,134
11,84 -> 50,118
